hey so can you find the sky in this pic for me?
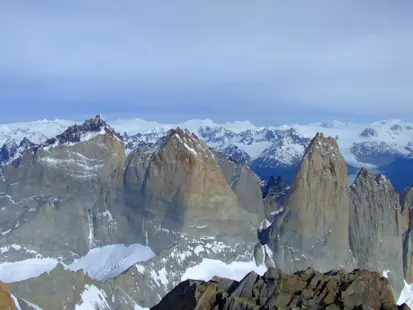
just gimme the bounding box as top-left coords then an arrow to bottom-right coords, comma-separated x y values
0,1 -> 412,126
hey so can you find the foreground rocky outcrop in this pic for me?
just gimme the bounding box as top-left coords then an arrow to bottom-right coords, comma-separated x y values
153,267 -> 408,310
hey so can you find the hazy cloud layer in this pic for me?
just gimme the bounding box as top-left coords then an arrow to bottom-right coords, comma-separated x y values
1,1 -> 412,124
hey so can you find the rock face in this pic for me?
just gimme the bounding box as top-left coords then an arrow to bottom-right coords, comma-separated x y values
124,128 -> 263,252
360,127 -> 379,137
267,133 -> 352,274
213,150 -> 265,224
262,176 -> 289,222
401,187 -> 413,283
0,119 -> 266,309
152,267 -> 405,310
0,115 -> 129,260
349,169 -> 404,296
0,116 -> 262,260
0,139 -> 18,165
0,281 -> 15,310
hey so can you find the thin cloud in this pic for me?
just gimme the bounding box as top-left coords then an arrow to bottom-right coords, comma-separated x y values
0,0 -> 412,124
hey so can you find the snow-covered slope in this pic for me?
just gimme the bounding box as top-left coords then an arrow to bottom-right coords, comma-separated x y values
0,119 -> 76,146
0,243 -> 155,283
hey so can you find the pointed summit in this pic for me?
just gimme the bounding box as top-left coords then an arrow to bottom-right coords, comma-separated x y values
125,127 -> 262,252
36,115 -> 122,150
269,132 -> 351,274
303,132 -> 340,159
19,137 -> 35,149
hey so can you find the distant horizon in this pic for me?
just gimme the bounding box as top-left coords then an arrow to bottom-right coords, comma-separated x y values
1,112 -> 413,128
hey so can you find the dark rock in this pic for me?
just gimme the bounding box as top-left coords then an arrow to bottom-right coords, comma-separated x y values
0,139 -> 18,165
152,268 -> 403,310
360,127 -> 379,137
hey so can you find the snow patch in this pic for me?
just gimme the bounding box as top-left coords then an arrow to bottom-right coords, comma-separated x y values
0,258 -> 58,283
67,244 -> 155,281
183,143 -> 198,156
1,228 -> 12,235
382,269 -> 391,278
10,294 -> 23,310
181,258 -> 267,282
75,284 -> 110,310
398,281 -> 413,308
150,267 -> 169,287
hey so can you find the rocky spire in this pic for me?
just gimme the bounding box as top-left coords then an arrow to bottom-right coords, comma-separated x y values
267,132 -> 351,273
125,127 -> 263,253
349,168 -> 403,296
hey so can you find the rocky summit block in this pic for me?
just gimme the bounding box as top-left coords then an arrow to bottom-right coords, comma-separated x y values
152,267 -> 408,310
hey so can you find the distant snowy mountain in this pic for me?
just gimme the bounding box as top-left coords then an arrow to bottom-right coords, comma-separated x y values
1,116 -> 413,190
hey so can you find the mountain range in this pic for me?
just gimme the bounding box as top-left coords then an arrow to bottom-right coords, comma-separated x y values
1,116 -> 413,191
0,115 -> 413,309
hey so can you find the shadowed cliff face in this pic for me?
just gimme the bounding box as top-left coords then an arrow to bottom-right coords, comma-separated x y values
268,132 -> 352,274
401,187 -> 413,284
349,169 -> 404,296
152,267 -> 405,310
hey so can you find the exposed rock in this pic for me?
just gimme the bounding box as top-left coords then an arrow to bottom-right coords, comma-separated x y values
215,144 -> 251,164
401,187 -> 413,234
268,132 -> 352,274
349,169 -> 404,297
0,281 -> 15,310
360,127 -> 379,137
34,114 -> 122,151
401,187 -> 413,283
0,116 -> 129,260
0,139 -> 18,165
7,264 -> 104,310
152,267 -> 406,310
262,176 -> 289,222
124,128 -> 262,253
351,141 -> 401,166
18,137 -> 35,150
213,150 -> 265,224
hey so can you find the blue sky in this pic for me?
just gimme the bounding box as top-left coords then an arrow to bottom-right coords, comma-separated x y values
1,1 -> 412,125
